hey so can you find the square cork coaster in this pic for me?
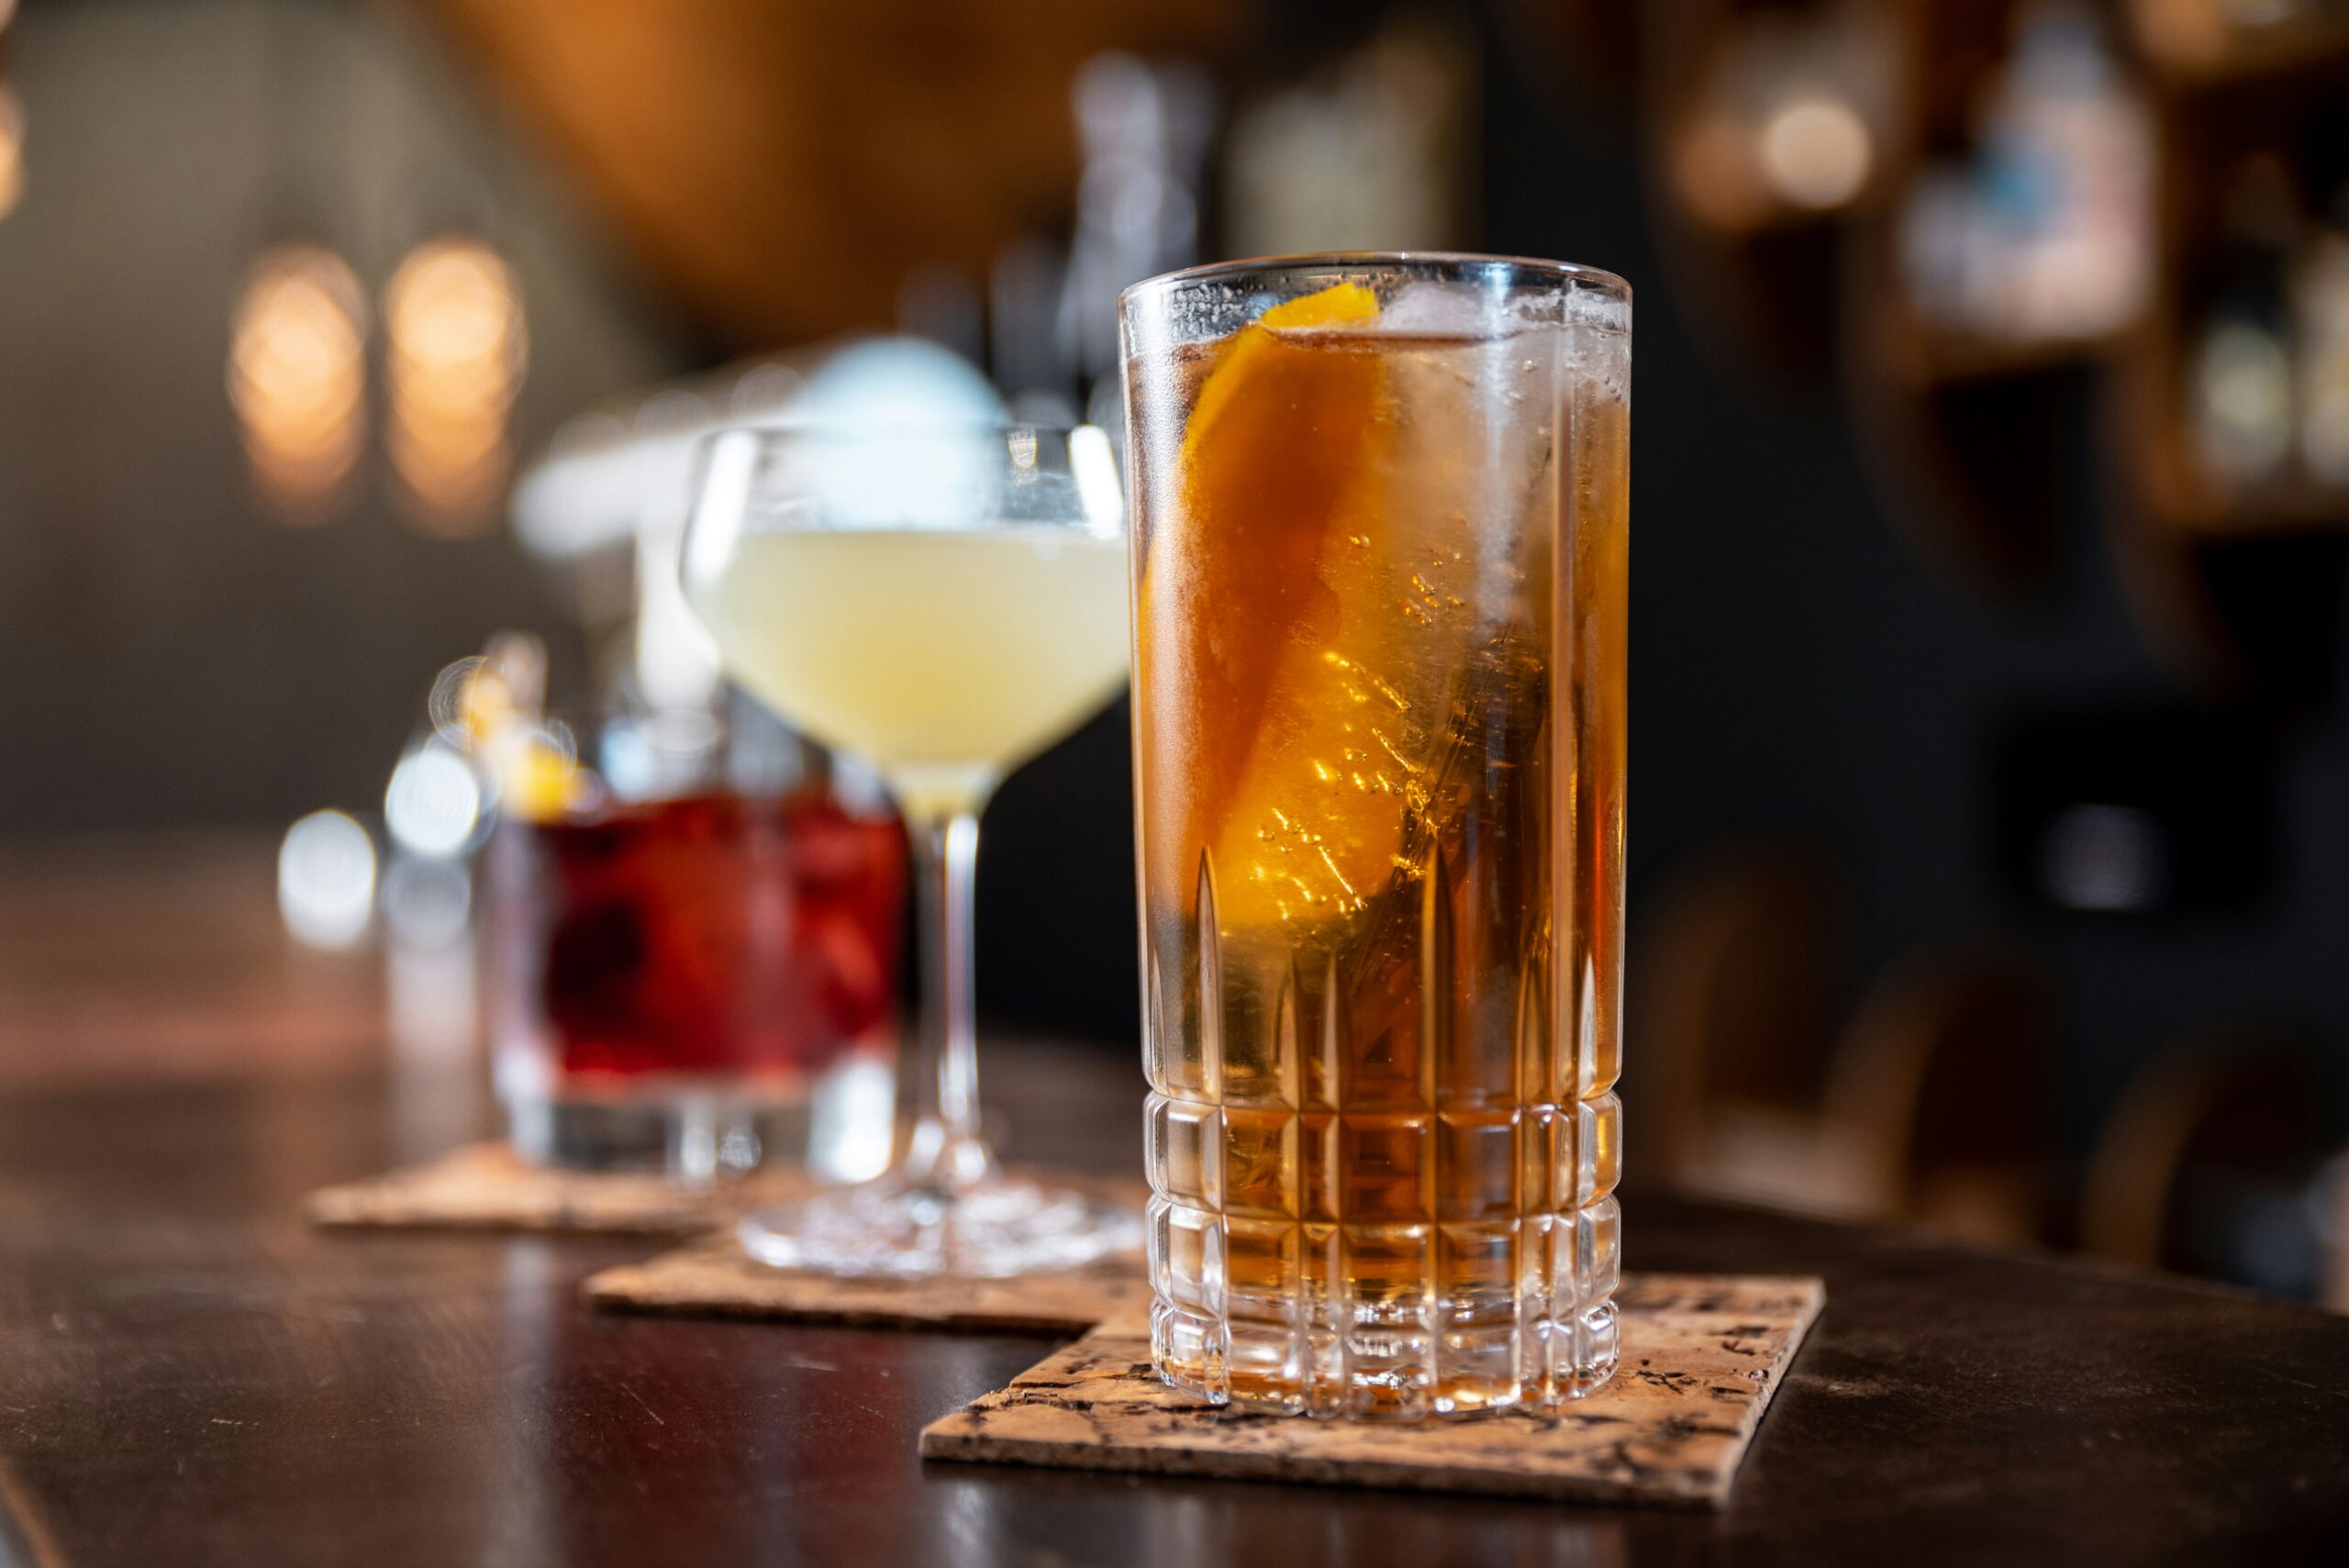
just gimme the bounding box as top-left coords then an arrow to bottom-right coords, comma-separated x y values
919,1273 -> 1823,1508
584,1173 -> 1152,1333
305,1141 -> 813,1237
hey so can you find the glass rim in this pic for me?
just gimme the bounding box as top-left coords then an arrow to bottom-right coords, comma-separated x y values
1118,250 -> 1632,313
694,419 -> 1093,453
685,418 -> 1127,539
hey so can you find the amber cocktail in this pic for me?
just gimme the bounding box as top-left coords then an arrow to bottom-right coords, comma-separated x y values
1119,254 -> 1629,1417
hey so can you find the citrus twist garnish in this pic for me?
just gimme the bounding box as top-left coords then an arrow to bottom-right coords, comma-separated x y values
1143,281 -> 1460,937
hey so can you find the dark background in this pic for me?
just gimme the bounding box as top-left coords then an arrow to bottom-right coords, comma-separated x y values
904,6 -> 2349,1170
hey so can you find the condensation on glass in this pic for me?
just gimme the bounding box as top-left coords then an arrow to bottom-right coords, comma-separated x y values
1119,253 -> 1629,1418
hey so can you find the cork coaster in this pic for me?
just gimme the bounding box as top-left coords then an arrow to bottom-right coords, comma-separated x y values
305,1141 -> 812,1237
584,1174 -> 1151,1333
918,1273 -> 1823,1508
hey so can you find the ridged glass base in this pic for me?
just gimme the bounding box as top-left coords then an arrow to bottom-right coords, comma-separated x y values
1152,1292 -> 1619,1418
1146,1090 -> 1622,1418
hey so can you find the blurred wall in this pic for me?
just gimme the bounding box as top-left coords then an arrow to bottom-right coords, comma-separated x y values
0,0 -> 674,831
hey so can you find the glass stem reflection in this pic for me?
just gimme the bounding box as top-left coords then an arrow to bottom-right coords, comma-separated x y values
901,809 -> 994,1195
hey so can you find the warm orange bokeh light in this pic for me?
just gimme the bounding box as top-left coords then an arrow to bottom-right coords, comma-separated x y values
0,86 -> 24,222
384,237 -> 528,536
227,243 -> 370,521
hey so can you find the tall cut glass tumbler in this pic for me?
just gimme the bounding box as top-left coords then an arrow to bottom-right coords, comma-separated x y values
1119,254 -> 1630,1418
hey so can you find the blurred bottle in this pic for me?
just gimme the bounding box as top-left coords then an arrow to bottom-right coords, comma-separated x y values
2295,186 -> 2349,491
1986,1 -> 2154,338
2190,158 -> 2300,495
1901,1 -> 2153,343
1221,17 -> 1468,261
1056,52 -> 1213,392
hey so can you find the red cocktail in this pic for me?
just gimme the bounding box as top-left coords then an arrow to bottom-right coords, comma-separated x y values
492,785 -> 905,1176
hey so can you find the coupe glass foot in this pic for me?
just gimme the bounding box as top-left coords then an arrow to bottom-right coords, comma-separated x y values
738,1172 -> 1141,1279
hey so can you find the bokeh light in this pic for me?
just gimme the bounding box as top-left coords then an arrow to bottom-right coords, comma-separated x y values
384,744 -> 485,858
624,390 -> 727,707
2038,804 -> 2170,914
1757,95 -> 1873,212
486,719 -> 582,822
278,810 -> 378,950
2308,384 -> 2349,486
0,84 -> 22,223
1070,423 -> 1123,531
228,243 -> 369,521
777,339 -> 1009,532
2196,320 -> 2294,484
732,361 -> 805,417
428,655 -> 497,750
381,855 -> 473,949
384,236 -> 528,537
791,336 -> 1003,428
1675,113 -> 1766,230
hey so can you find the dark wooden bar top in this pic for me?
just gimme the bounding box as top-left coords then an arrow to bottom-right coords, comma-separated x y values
0,841 -> 2343,1565
0,1059 -> 2343,1567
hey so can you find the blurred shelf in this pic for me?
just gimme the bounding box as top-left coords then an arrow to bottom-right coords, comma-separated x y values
2145,480 -> 2349,539
2132,8 -> 2349,91
1678,193 -> 1865,240
1639,0 -> 1893,388
1888,325 -> 2131,387
2104,22 -> 2349,689
1623,0 -> 2348,684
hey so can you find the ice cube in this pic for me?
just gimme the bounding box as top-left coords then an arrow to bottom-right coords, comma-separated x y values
1376,280 -> 1498,339
1557,282 -> 1631,335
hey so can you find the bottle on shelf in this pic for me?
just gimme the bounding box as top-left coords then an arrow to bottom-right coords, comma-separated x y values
1899,0 -> 2154,346
2188,157 -> 2301,499
2294,185 -> 2349,491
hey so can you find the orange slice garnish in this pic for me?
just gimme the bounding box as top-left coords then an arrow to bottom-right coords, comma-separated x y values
1142,281 -> 1467,939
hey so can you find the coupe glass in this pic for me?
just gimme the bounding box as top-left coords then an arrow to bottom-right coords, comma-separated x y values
680,423 -> 1137,1276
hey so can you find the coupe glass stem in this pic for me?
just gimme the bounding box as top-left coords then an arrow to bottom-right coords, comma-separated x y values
900,808 -> 995,1195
